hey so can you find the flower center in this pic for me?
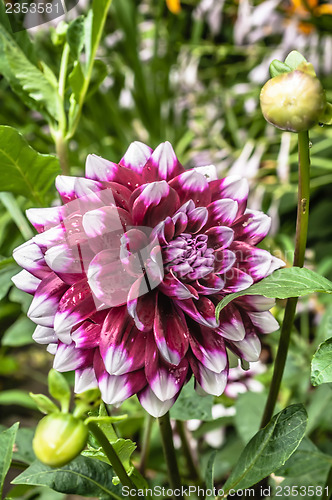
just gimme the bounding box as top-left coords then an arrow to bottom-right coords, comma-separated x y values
163,233 -> 215,281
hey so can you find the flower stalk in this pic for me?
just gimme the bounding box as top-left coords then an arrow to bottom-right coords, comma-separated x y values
86,420 -> 138,494
158,413 -> 184,500
261,130 -> 311,427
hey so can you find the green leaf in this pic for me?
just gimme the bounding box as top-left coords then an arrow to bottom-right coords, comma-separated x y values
0,264 -> 18,300
48,370 -> 71,413
69,61 -> 85,102
269,60 -> 291,78
222,404 -> 307,494
0,423 -> 19,497
234,392 -> 267,443
205,451 -> 217,498
12,457 -> 123,499
67,16 -> 85,59
29,394 -> 59,415
0,126 -> 60,204
83,438 -> 136,476
170,378 -> 214,421
0,390 -> 37,410
2,316 -> 35,347
311,337 -> 332,386
216,267 -> 332,319
0,25 -> 60,121
284,50 -> 307,70
276,437 -> 332,477
84,0 -> 111,74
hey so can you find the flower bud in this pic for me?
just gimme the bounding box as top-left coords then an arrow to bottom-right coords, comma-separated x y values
33,413 -> 88,467
260,68 -> 326,132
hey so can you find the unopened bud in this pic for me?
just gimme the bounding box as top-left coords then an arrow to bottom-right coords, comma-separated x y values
260,69 -> 326,132
33,413 -> 88,467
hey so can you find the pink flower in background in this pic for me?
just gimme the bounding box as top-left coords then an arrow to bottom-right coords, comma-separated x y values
12,141 -> 283,417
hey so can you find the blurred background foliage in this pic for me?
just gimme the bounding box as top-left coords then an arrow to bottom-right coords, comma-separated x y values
1,0 -> 332,498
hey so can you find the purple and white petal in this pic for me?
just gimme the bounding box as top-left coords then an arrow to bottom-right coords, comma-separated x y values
169,170 -> 211,207
186,207 -> 209,234
53,342 -> 94,372
13,240 -> 50,279
11,270 -> 41,294
71,320 -> 103,349
54,279 -> 98,336
206,226 -> 234,250
206,199 -> 239,229
88,250 -> 134,308
55,176 -> 105,204
223,268 -> 253,292
32,325 -> 57,344
214,249 -> 236,274
26,206 -> 65,233
100,309 -> 146,375
210,176 -> 249,216
194,274 -> 225,295
231,242 -> 273,282
239,295 -> 275,312
119,141 -> 152,173
97,367 -> 147,405
154,294 -> 189,365
175,296 -> 218,329
158,271 -> 198,300
217,303 -> 246,341
145,341 -> 188,401
130,181 -> 180,227
74,367 -> 98,393
142,141 -> 184,182
190,357 -> 228,396
190,325 -> 227,373
28,273 -> 68,328
232,209 -> 271,245
138,386 -> 177,418
247,311 -> 279,333
85,154 -> 141,190
231,332 -> 262,362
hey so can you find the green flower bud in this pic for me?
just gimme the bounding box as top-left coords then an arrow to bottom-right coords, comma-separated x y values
33,413 -> 88,467
260,68 -> 327,132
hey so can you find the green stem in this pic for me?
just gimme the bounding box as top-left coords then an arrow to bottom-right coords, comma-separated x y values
158,413 -> 184,500
175,420 -> 200,482
139,414 -> 153,474
260,130 -> 311,428
86,421 -> 138,494
322,466 -> 332,500
0,193 -> 34,240
66,0 -> 112,140
59,43 -> 70,102
54,131 -> 70,175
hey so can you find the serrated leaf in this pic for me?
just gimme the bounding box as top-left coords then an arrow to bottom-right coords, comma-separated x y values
170,378 -> 213,421
311,337 -> 332,386
0,423 -> 19,497
0,24 -> 60,121
12,457 -> 123,499
29,394 -> 59,415
2,316 -> 35,347
0,126 -> 60,204
284,50 -> 307,70
48,369 -> 71,413
216,267 -> 332,318
222,404 -> 307,494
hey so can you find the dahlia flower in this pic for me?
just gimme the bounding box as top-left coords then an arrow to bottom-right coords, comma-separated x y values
12,141 -> 283,417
